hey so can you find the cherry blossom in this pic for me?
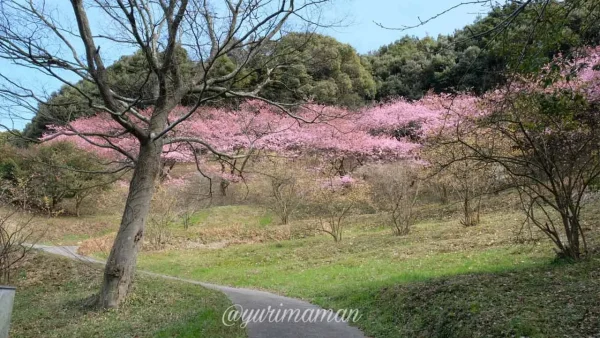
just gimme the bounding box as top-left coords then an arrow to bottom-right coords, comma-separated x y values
43,47 -> 600,180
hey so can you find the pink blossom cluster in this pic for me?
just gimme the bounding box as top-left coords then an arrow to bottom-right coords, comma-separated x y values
558,46 -> 600,101
44,99 -> 449,163
41,48 -> 600,174
319,174 -> 357,191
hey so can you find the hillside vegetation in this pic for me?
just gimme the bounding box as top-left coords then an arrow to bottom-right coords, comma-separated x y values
19,1 -> 600,139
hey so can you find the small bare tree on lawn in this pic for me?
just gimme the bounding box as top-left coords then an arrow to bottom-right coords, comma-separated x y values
269,176 -> 297,224
424,141 -> 496,227
364,163 -> 420,236
146,185 -> 179,250
309,175 -> 369,242
253,157 -> 310,225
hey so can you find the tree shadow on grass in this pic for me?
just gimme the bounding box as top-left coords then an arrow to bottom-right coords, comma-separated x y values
316,257 -> 600,338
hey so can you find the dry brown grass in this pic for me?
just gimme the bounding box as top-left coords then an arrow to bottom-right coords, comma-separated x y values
6,186 -> 129,246
11,252 -> 246,338
78,223 -> 305,255
12,250 -> 98,288
77,232 -> 116,256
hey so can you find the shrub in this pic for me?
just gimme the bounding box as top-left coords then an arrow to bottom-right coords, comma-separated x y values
250,158 -> 313,224
362,163 -> 420,236
0,142 -> 114,215
423,141 -> 498,227
0,202 -> 38,282
307,175 -> 370,242
145,186 -> 177,250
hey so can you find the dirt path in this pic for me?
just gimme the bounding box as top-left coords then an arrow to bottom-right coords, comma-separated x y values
32,244 -> 366,338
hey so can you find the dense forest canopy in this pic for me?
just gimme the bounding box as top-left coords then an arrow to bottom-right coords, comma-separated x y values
261,33 -> 377,107
23,34 -> 376,139
369,0 -> 600,100
21,0 -> 600,140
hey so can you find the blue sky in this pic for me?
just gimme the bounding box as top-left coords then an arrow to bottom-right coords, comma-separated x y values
0,0 -> 487,130
327,0 -> 487,53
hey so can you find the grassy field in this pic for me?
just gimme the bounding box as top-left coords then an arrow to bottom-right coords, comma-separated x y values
10,252 -> 246,338
134,212 -> 555,298
32,186 -> 600,337
355,257 -> 600,337
111,206 -> 599,338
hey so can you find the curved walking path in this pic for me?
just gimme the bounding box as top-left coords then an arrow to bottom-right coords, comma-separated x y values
32,244 -> 366,338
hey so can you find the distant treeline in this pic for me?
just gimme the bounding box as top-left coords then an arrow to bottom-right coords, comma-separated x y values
22,0 -> 600,140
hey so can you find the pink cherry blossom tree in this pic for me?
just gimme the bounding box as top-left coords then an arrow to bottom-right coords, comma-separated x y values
47,97 -> 451,177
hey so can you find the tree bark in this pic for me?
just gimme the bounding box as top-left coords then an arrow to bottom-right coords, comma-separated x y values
98,139 -> 162,308
75,192 -> 87,218
566,215 -> 581,259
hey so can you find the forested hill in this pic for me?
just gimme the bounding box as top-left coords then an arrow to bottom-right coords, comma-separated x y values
368,0 -> 600,100
22,0 -> 600,140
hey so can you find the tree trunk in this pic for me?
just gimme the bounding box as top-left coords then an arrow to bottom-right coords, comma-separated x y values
98,139 -> 162,308
462,192 -> 472,227
220,179 -> 229,196
565,215 -> 581,259
441,184 -> 448,204
75,193 -> 83,217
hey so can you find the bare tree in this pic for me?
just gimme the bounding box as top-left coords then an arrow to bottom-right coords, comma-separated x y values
145,185 -> 177,250
0,205 -> 37,283
448,85 -> 600,260
452,161 -> 487,227
424,140 -> 496,227
251,157 -> 309,224
0,0 -> 332,308
363,163 -> 420,236
309,176 -> 369,242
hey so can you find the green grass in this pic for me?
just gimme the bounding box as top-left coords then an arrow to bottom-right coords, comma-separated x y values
135,211 -> 552,298
180,206 -> 273,229
184,205 -> 273,229
162,205 -> 286,243
130,208 -> 600,337
35,195 -> 600,337
186,209 -> 211,226
350,257 -> 600,337
11,252 -> 246,338
258,212 -> 273,226
137,236 -> 553,300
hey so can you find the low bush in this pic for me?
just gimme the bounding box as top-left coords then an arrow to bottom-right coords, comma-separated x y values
0,141 -> 115,215
361,163 -> 420,236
